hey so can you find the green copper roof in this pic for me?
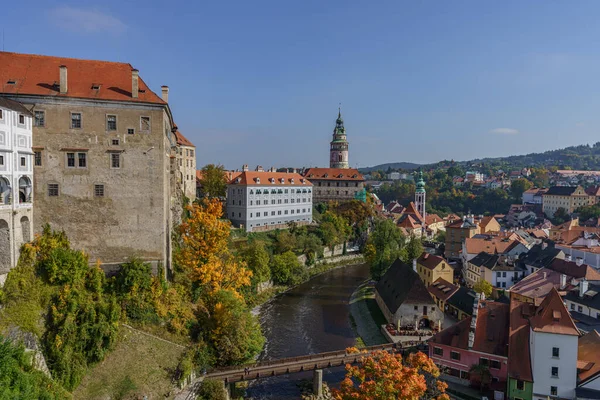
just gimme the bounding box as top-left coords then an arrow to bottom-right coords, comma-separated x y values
415,171 -> 426,193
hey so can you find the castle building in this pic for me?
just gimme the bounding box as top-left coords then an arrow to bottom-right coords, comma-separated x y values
0,98 -> 34,284
303,167 -> 364,204
0,51 -> 184,273
226,166 -> 313,232
330,108 -> 349,169
174,130 -> 196,199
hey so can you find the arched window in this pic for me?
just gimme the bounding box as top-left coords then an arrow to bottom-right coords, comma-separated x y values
0,177 -> 11,205
0,219 -> 9,271
20,216 -> 30,243
18,176 -> 32,203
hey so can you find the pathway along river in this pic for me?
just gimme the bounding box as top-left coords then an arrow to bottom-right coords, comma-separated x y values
245,263 -> 371,399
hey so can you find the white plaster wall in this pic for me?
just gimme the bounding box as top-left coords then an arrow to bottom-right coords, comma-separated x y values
530,330 -> 578,399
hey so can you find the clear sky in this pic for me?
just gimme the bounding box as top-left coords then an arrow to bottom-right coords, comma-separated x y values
4,1 -> 600,169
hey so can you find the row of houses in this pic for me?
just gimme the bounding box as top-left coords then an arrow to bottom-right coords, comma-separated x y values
0,51 -> 200,283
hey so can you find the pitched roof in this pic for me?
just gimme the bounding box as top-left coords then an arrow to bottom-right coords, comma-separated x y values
228,171 -> 311,187
446,286 -> 477,315
417,252 -> 446,271
545,186 -> 580,196
508,299 -> 533,382
518,244 -> 563,270
174,131 -> 195,147
397,214 -> 421,230
425,214 -> 443,226
578,330 -> 600,384
509,268 -> 569,305
464,237 -> 522,255
530,288 -> 579,336
303,168 -> 364,181
479,216 -> 497,230
403,201 -> 424,223
0,97 -> 32,115
375,259 -> 435,313
0,51 -> 165,104
429,301 -> 510,357
428,278 -> 459,302
549,259 -> 600,280
564,282 -> 600,312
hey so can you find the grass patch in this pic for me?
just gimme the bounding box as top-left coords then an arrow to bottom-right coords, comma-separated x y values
73,324 -> 186,400
348,280 -> 388,346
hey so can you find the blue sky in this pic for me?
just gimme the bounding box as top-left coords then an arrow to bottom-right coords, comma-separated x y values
4,1 -> 600,169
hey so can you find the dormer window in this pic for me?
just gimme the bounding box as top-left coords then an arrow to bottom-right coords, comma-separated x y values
280,178 -> 285,184
352,174 -> 358,178
255,177 -> 260,184
235,177 -> 241,183
269,177 -> 275,184
91,84 -> 101,90
301,178 -> 305,184
338,174 -> 344,178
290,178 -> 294,184
309,174 -> 314,178
324,173 -> 329,178
6,79 -> 16,85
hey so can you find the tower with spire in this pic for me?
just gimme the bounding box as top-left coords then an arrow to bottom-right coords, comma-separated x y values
330,108 -> 349,169
415,170 -> 426,222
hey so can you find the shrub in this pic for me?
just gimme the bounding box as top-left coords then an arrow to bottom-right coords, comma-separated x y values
197,378 -> 228,400
270,251 -> 307,286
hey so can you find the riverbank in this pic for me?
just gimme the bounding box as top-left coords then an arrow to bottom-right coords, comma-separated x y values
348,280 -> 388,347
249,255 -> 365,311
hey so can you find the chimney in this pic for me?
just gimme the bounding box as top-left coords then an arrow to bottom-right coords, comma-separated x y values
576,257 -> 583,266
560,274 -> 567,289
256,165 -> 264,172
59,65 -> 68,94
270,167 -> 276,173
412,259 -> 417,272
580,279 -> 589,298
161,85 -> 169,103
131,69 -> 139,98
543,271 -> 547,279
565,254 -> 572,262
242,164 -> 249,172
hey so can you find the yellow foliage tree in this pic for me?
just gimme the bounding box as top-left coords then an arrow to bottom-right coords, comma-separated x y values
176,199 -> 251,296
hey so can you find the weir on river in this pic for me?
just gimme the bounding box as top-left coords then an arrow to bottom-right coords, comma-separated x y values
245,263 -> 371,399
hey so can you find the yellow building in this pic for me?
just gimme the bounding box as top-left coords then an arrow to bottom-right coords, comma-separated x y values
444,215 -> 500,260
542,185 -> 595,218
416,252 -> 454,287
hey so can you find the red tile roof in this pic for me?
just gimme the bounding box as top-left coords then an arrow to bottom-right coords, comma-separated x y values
578,330 -> 600,384
229,171 -> 312,187
403,201 -> 424,223
397,214 -> 421,229
530,288 -> 579,336
508,299 -> 533,382
174,131 -> 195,147
549,259 -> 600,280
303,168 -> 364,181
417,252 -> 446,271
425,214 -> 443,226
509,268 -> 570,305
464,236 -> 521,255
0,51 -> 165,104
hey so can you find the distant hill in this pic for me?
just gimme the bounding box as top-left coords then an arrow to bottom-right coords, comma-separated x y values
359,162 -> 422,173
362,142 -> 600,173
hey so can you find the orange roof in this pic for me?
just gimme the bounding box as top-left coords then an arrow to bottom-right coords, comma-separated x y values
425,214 -> 443,225
509,268 -> 570,305
530,288 -> 579,336
397,215 -> 421,230
0,51 -> 165,104
578,330 -> 600,384
508,299 -> 533,382
464,237 -> 521,255
229,171 -> 312,187
403,202 -> 424,223
549,259 -> 600,280
174,131 -> 195,147
479,216 -> 497,230
303,168 -> 364,181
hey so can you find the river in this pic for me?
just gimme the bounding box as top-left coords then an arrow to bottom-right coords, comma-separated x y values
245,263 -> 370,399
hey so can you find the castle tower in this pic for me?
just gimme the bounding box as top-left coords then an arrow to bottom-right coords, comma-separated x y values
330,108 -> 349,169
415,171 -> 426,221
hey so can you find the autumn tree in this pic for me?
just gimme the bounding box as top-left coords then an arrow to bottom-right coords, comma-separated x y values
473,279 -> 493,298
333,349 -> 449,400
176,199 -> 251,296
199,164 -> 228,198
365,219 -> 405,280
318,211 -> 351,251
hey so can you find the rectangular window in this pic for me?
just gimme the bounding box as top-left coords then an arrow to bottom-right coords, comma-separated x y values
34,111 -> 45,127
94,184 -> 104,197
490,360 -> 501,369
67,152 -> 75,167
19,156 -> 25,167
71,112 -> 81,128
34,151 -> 42,166
551,386 -> 557,396
552,347 -> 559,358
433,347 -> 443,356
0,109 -> 3,120
551,367 -> 558,377
112,139 -> 120,146
78,153 -> 86,168
579,306 -> 583,312
111,153 -> 121,169
107,115 -> 117,131
140,116 -> 150,131
460,370 -> 469,380
0,155 -> 4,165
450,351 -> 461,361
48,183 -> 59,197
571,303 -> 575,310
18,114 -> 25,124
479,358 -> 489,367
516,380 -> 524,390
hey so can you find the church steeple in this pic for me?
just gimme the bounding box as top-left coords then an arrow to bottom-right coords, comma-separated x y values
330,107 -> 349,169
415,170 -> 426,222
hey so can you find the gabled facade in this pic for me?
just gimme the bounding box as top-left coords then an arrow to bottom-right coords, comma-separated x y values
303,167 -> 364,204
543,186 -> 595,218
416,252 -> 453,287
0,98 -> 34,284
174,130 -> 196,199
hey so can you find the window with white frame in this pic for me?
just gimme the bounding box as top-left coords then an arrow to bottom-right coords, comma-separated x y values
34,111 -> 45,127
107,115 -> 117,131
71,112 -> 82,129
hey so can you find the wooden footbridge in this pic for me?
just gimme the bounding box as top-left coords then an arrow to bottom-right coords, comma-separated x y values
175,343 -> 413,400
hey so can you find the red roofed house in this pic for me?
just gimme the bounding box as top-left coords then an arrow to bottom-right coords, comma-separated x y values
576,330 -> 600,399
227,165 -> 312,232
429,299 -> 510,392
174,130 -> 196,199
0,51 -> 180,272
303,167 -> 364,204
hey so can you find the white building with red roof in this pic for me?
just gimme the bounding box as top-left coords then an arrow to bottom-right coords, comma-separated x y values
227,165 -> 313,232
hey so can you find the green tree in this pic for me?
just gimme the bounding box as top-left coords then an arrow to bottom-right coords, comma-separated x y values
364,219 -> 405,280
113,258 -> 155,322
270,251 -> 307,285
197,379 -> 228,400
551,207 -> 570,225
199,164 -> 227,198
401,235 -> 424,264
319,211 -> 351,251
273,230 -> 296,254
201,290 -> 264,366
473,279 -> 493,298
434,230 -> 446,243
576,204 -> 600,222
510,178 -> 533,201
241,240 -> 271,286
469,363 -> 492,393
299,233 -> 323,266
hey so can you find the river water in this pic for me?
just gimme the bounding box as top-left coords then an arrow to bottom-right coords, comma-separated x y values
245,263 -> 370,399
